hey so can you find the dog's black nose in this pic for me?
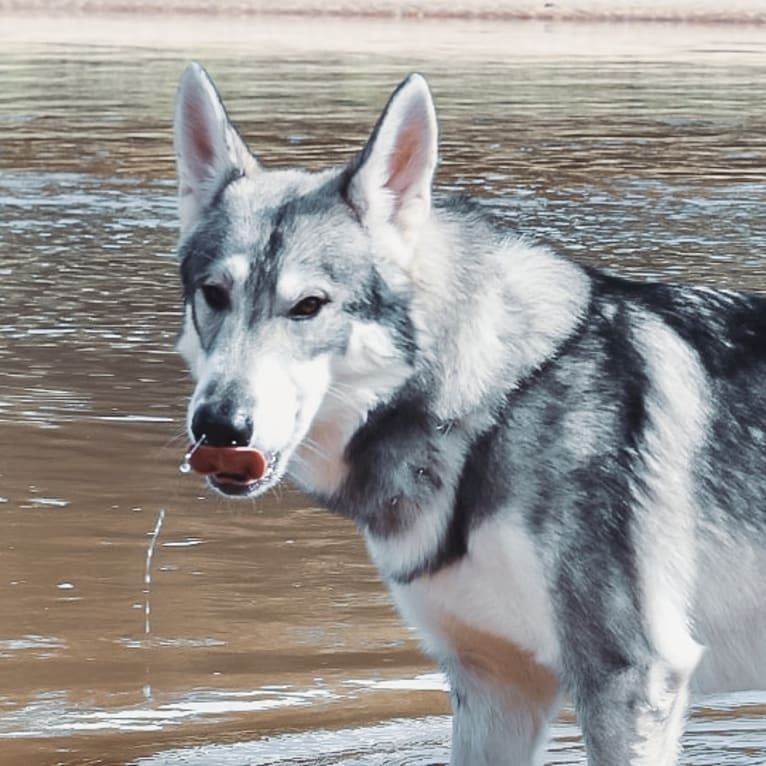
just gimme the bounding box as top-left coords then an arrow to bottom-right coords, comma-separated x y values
192,402 -> 253,447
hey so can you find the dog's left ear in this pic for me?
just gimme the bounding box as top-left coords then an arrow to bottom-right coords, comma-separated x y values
174,62 -> 258,234
344,73 -> 438,243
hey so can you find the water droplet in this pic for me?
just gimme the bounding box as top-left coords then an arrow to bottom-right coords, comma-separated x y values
179,434 -> 205,475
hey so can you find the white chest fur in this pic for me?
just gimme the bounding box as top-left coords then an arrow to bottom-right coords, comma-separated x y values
381,518 -> 562,676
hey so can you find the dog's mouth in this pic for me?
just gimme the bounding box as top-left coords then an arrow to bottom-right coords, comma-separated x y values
182,443 -> 281,497
208,453 -> 280,496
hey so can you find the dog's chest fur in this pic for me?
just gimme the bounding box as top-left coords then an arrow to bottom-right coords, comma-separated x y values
377,516 -> 562,680
303,397 -> 564,682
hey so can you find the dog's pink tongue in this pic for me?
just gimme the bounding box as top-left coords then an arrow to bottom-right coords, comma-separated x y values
187,444 -> 267,483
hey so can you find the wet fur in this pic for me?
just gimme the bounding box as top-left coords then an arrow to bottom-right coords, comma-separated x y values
173,64 -> 766,765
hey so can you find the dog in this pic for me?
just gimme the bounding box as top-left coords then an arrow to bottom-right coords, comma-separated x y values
172,63 -> 766,765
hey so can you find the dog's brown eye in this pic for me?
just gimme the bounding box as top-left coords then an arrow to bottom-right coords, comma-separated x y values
289,296 -> 327,319
201,283 -> 229,312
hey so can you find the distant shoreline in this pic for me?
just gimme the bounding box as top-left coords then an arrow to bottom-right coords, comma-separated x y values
3,3 -> 764,62
1,0 -> 765,25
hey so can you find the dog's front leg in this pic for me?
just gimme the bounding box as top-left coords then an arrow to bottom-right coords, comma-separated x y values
445,659 -> 562,766
571,654 -> 697,766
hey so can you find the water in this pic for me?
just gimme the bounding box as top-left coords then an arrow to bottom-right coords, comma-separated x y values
1,13 -> 765,766
143,510 -> 165,638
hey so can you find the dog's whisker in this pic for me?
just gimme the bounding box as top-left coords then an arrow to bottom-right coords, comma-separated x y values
160,429 -> 190,451
299,438 -> 330,461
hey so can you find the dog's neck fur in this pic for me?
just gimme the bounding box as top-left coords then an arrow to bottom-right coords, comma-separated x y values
291,206 -> 592,550
404,208 -> 592,422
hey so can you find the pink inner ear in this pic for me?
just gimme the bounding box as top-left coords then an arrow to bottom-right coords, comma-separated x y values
184,95 -> 215,167
386,107 -> 429,197
387,126 -> 420,194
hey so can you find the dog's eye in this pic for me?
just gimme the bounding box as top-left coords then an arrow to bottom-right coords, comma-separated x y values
289,296 -> 327,319
201,283 -> 229,312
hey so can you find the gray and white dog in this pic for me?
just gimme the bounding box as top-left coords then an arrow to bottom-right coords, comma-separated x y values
173,63 -> 766,765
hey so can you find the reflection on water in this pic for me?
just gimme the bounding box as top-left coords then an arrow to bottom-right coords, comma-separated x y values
3,678 -> 763,765
134,695 -> 766,766
2,684 -> 339,736
0,13 -> 765,766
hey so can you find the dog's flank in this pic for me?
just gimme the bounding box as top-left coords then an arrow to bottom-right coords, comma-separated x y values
173,63 -> 766,765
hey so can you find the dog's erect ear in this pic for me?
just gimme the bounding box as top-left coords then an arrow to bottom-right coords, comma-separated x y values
345,73 -> 438,242
174,62 -> 258,233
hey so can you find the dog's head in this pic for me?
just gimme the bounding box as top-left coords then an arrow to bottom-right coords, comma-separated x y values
173,64 -> 438,498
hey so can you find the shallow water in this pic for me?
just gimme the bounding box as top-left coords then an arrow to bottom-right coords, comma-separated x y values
0,14 -> 765,766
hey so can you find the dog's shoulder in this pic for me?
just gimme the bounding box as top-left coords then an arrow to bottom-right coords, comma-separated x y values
588,268 -> 766,377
